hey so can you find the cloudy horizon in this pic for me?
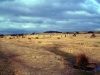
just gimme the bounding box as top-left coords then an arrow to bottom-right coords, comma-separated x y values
0,0 -> 100,34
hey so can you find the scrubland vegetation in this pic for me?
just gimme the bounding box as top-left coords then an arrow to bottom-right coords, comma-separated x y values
0,33 -> 100,75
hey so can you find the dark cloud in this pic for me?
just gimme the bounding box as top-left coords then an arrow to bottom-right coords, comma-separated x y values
0,0 -> 14,2
95,0 -> 100,3
0,0 -> 86,18
0,28 -> 27,34
0,0 -> 100,34
0,28 -> 39,34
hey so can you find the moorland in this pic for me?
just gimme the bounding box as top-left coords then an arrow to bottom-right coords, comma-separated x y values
0,33 -> 100,75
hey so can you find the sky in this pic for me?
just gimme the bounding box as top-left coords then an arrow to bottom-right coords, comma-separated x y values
0,0 -> 100,34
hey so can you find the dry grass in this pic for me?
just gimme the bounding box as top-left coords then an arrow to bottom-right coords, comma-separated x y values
0,33 -> 100,75
0,45 -> 15,75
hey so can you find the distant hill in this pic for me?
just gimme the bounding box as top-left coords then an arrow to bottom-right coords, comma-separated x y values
44,31 -> 62,33
0,30 -> 100,36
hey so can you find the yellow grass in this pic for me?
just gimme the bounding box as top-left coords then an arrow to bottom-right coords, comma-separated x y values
0,33 -> 100,75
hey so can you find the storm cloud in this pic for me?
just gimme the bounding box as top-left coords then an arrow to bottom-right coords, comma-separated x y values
0,0 -> 100,34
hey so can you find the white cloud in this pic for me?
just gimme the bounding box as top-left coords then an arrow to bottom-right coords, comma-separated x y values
19,0 -> 45,6
22,24 -> 36,28
80,0 -> 100,14
66,11 -> 93,16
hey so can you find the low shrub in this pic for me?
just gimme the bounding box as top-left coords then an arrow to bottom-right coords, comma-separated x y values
28,38 -> 31,40
74,53 -> 89,69
91,33 -> 96,38
35,37 -> 39,39
57,37 -> 60,39
9,37 -> 13,39
73,33 -> 76,37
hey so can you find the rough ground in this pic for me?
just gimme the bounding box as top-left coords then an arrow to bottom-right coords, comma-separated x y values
0,33 -> 100,75
0,39 -> 76,75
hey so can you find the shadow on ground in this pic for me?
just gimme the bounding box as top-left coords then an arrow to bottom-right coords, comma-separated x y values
0,51 -> 15,75
43,44 -> 100,75
0,42 -> 100,75
5,52 -> 42,75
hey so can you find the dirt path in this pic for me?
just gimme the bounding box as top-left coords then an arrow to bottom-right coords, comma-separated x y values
0,39 -> 75,75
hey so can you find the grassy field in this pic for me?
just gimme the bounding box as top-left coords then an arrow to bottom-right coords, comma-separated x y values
0,33 -> 100,75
